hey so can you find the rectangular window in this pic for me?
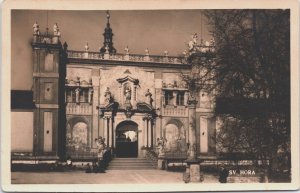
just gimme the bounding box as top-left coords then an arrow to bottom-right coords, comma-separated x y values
84,90 -> 89,103
165,91 -> 173,105
66,90 -> 72,103
79,90 -> 89,103
71,90 -> 76,102
177,92 -> 185,106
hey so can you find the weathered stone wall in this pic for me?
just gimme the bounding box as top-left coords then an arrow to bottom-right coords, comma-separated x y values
99,66 -> 155,106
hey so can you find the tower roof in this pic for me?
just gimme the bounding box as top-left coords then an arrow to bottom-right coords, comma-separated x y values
100,10 -> 117,54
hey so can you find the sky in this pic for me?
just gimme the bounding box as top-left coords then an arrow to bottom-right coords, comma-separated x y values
11,10 -> 211,90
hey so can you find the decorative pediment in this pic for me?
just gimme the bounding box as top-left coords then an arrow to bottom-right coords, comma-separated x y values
116,75 -> 139,85
67,79 -> 76,86
136,102 -> 153,111
80,80 -> 89,86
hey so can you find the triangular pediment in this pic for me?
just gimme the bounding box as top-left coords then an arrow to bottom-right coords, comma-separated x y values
116,75 -> 139,85
124,69 -> 132,74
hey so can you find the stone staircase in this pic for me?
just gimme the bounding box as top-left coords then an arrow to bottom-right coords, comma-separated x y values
108,158 -> 156,170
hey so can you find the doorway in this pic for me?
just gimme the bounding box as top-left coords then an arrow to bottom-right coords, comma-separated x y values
115,121 -> 138,157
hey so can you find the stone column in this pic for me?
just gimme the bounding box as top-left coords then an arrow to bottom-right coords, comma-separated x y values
103,116 -> 108,145
104,116 -> 111,147
108,117 -> 113,148
146,118 -> 149,147
111,117 -> 114,149
151,118 -> 155,148
186,98 -> 201,183
143,117 -> 147,148
148,118 -> 152,148
173,91 -> 178,106
184,92 -> 189,106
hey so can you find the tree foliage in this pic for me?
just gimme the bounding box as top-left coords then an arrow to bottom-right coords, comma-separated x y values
188,10 -> 291,173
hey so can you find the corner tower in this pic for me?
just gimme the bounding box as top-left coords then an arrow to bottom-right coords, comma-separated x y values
100,10 -> 117,54
31,22 -> 67,159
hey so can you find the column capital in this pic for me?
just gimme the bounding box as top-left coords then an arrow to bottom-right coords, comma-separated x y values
103,115 -> 111,120
187,99 -> 198,107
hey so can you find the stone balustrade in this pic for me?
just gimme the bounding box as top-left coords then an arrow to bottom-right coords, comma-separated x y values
66,103 -> 93,115
67,50 -> 187,64
162,106 -> 188,117
32,34 -> 60,44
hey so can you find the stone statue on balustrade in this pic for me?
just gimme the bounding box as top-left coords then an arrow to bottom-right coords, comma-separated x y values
53,23 -> 61,36
188,33 -> 198,53
145,48 -> 150,56
145,89 -> 153,107
33,21 -> 40,35
85,43 -> 89,52
124,46 -> 129,55
104,87 -> 113,104
157,137 -> 167,157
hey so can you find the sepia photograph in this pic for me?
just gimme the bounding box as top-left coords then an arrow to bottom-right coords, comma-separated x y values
1,0 -> 299,192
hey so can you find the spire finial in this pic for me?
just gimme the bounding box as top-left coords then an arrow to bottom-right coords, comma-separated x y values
100,10 -> 116,54
106,10 -> 110,23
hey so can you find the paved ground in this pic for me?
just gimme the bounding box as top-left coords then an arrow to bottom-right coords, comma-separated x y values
11,170 -> 219,184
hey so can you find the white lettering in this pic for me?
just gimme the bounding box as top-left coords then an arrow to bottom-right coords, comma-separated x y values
229,170 -> 236,175
239,170 -> 256,175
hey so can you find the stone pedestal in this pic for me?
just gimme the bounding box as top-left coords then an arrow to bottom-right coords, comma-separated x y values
84,52 -> 89,58
185,160 -> 201,183
52,36 -> 59,44
157,158 -> 164,170
33,35 -> 38,43
189,163 -> 201,182
124,54 -> 129,61
104,53 -> 110,60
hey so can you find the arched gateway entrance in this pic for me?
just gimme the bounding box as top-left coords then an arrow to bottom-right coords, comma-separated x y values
115,121 -> 138,157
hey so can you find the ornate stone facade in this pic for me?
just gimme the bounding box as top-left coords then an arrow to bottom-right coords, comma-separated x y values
12,12 -> 216,161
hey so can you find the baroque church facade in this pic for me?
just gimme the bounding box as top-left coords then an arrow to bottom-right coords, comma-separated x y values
11,12 -> 217,161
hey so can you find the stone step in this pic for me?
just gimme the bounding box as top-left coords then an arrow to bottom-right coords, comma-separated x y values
107,166 -> 155,170
108,158 -> 156,170
110,160 -> 152,164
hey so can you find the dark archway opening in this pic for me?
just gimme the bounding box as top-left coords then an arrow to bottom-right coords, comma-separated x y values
115,121 -> 138,158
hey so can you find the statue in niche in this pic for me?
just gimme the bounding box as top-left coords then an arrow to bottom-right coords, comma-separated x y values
33,21 -> 40,35
88,88 -> 93,104
124,86 -> 132,109
145,89 -> 153,107
104,87 -> 113,104
75,87 -> 80,104
53,23 -> 60,36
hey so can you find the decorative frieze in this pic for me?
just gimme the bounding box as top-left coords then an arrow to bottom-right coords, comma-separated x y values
162,106 -> 188,117
66,103 -> 93,115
